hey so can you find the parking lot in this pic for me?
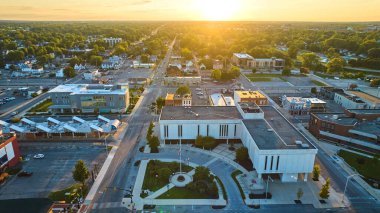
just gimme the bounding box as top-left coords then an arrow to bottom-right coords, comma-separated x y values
0,143 -> 107,200
0,88 -> 30,114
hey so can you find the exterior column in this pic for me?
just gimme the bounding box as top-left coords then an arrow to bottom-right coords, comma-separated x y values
304,173 -> 308,182
258,173 -> 263,184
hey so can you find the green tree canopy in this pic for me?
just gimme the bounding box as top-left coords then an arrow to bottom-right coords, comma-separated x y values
211,69 -> 222,80
176,85 -> 191,96
299,52 -> 321,71
236,147 -> 249,163
327,57 -> 346,73
181,48 -> 193,60
89,55 -> 103,67
72,160 -> 90,186
63,66 -> 76,78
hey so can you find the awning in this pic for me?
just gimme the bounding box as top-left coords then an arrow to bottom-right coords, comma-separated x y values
0,120 -> 10,127
63,124 -> 77,132
90,124 -> 103,132
47,117 -> 60,125
73,116 -> 86,124
36,124 -> 52,133
98,115 -> 110,123
21,118 -> 36,126
10,125 -> 26,133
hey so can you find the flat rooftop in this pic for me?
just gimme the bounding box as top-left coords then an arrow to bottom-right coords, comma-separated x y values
235,90 -> 267,99
160,106 -> 242,120
348,91 -> 380,104
233,53 -> 253,59
352,121 -> 380,136
49,84 -> 126,95
259,106 -> 316,150
346,109 -> 380,115
313,113 -> 358,126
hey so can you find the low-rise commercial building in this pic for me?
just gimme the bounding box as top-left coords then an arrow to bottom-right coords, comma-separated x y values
165,93 -> 192,106
319,87 -> 344,100
209,93 -> 235,106
282,96 -> 326,115
348,91 -> 380,109
234,90 -> 268,106
231,53 -> 285,71
103,37 -> 122,46
48,84 -> 129,113
159,104 -> 318,183
309,109 -> 380,153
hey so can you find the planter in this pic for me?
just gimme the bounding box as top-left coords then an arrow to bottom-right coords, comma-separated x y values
177,175 -> 185,182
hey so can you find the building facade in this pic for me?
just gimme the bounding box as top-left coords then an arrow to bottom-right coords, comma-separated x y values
232,53 -> 285,71
165,93 -> 192,106
0,134 -> 21,171
282,96 -> 326,115
48,84 -> 129,113
103,37 -> 122,47
159,104 -> 318,183
334,92 -> 367,109
309,109 -> 380,153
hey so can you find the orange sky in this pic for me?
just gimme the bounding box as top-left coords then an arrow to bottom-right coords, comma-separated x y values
0,0 -> 379,21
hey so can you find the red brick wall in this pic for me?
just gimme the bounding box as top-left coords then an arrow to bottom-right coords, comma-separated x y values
0,136 -> 21,168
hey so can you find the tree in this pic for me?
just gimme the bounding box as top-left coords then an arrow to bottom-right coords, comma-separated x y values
193,166 -> 211,182
69,57 -> 81,67
230,66 -> 241,78
370,79 -> 380,87
176,86 -> 191,96
140,54 -> 149,63
89,55 -> 103,67
296,188 -> 304,200
63,66 -> 76,78
349,83 -> 358,90
195,135 -> 203,148
155,96 -> 165,112
319,178 -> 330,199
147,121 -> 154,141
282,68 -> 291,76
300,52 -> 321,71
312,164 -> 320,181
327,57 -> 346,73
300,67 -> 309,74
236,147 -> 249,163
252,68 -> 257,74
72,160 -> 90,188
368,48 -> 380,59
288,45 -> 299,59
211,69 -> 222,80
181,48 -> 193,60
148,136 -> 160,153
311,87 -> 317,94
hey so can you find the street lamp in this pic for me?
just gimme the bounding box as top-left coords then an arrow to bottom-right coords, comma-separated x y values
342,173 -> 363,203
104,133 -> 111,155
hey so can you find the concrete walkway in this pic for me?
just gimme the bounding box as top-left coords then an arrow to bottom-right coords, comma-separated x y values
126,158 -> 227,211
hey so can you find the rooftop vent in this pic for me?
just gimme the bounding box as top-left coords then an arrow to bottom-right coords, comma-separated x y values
267,129 -> 274,132
332,115 -> 339,120
301,144 -> 310,148
295,140 -> 302,145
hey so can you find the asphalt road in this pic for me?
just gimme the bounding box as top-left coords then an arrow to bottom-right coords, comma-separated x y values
88,37 -> 177,212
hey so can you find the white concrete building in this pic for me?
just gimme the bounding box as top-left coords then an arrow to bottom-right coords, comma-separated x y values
159,103 -> 318,183
334,92 -> 367,109
103,37 -> 122,47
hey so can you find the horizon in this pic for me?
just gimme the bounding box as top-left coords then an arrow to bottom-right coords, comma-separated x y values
0,0 -> 380,22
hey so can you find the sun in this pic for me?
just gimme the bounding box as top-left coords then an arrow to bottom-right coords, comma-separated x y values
196,0 -> 241,21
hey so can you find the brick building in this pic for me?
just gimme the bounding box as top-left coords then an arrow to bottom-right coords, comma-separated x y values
0,133 -> 21,171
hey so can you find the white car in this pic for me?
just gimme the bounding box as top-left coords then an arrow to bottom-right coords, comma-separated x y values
196,92 -> 203,95
334,77 -> 340,80
11,111 -> 18,116
33,154 -> 45,159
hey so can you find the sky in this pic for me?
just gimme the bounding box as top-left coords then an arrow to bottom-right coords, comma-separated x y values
0,0 -> 379,22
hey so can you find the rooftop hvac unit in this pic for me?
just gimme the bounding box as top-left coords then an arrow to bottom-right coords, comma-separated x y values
332,115 -> 339,120
267,129 -> 274,132
301,144 -> 310,148
295,140 -> 302,145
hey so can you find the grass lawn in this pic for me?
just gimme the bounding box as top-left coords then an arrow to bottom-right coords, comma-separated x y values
311,80 -> 327,86
314,72 -> 334,79
248,77 -> 273,82
48,183 -> 86,203
29,99 -> 52,112
142,160 -> 192,192
157,186 -> 217,199
231,170 -> 245,199
338,150 -> 380,188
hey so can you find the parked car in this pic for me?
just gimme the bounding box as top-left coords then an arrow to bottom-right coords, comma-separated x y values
11,111 -> 18,116
17,171 -> 33,177
33,154 -> 45,159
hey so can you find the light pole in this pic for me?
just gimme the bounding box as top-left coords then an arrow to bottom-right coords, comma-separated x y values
342,173 -> 363,203
104,133 -> 111,155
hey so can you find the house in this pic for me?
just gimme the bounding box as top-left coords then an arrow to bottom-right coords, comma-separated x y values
83,70 -> 100,80
334,92 -> 367,109
213,60 -> 224,70
320,87 -> 344,100
165,93 -> 192,106
101,61 -> 119,70
55,68 -> 64,78
309,109 -> 380,153
159,104 -> 318,183
74,64 -> 86,71
199,63 -> 207,70
209,93 -> 235,106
